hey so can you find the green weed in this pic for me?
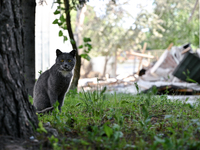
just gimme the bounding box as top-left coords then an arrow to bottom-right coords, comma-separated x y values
31,87 -> 200,149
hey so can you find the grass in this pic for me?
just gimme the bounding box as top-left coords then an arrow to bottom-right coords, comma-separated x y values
33,87 -> 200,150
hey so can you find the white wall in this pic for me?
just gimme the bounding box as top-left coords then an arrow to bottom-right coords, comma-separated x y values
35,1 -> 72,78
91,56 -> 115,77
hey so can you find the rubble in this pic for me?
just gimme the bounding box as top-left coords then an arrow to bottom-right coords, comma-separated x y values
138,43 -> 200,95
173,52 -> 200,84
78,75 -> 137,92
140,43 -> 191,82
78,43 -> 200,98
142,84 -> 200,95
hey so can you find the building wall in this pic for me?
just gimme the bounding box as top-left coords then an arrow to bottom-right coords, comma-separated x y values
35,1 -> 72,78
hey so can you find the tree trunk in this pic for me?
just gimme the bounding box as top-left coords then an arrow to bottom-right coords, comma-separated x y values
64,0 -> 81,89
22,0 -> 36,97
114,50 -> 117,77
102,56 -> 110,77
0,0 -> 38,138
188,0 -> 199,23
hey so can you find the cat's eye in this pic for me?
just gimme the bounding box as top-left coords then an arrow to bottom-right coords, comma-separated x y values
68,59 -> 72,62
60,60 -> 64,62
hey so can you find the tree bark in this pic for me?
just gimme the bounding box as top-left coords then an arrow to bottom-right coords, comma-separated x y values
0,0 -> 38,138
102,56 -> 110,77
22,0 -> 36,97
64,0 -> 81,89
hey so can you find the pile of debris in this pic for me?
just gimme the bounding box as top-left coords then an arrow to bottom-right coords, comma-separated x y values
78,73 -> 137,92
138,43 -> 200,95
78,43 -> 200,97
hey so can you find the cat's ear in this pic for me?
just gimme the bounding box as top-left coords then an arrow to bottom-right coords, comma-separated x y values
69,50 -> 76,57
56,49 -> 62,57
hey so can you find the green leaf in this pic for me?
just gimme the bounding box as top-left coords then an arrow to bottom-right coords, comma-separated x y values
152,86 -> 158,94
186,78 -> 196,83
100,86 -> 107,96
54,0 -> 61,4
144,118 -> 151,124
60,14 -> 65,22
54,10 -> 60,15
83,37 -> 91,42
84,44 -> 92,53
52,19 -> 59,24
93,98 -> 98,102
36,121 -> 47,133
80,54 -> 91,61
104,124 -> 113,138
75,102 -> 81,107
80,139 -> 90,145
63,24 -> 67,30
138,120 -> 145,126
167,127 -> 175,135
70,39 -> 76,45
188,103 -> 195,109
58,22 -> 63,26
141,105 -> 149,120
78,45 -> 83,49
134,82 -> 139,93
63,36 -> 68,42
59,30 -> 63,37
38,70 -> 42,75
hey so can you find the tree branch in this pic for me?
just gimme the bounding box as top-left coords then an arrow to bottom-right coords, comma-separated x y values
188,0 -> 199,23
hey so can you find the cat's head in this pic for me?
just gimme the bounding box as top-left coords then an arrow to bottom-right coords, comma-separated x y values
56,49 -> 76,72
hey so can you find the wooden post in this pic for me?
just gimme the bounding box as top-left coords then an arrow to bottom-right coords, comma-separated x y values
114,50 -> 117,77
131,52 -> 154,58
150,43 -> 174,75
181,47 -> 191,54
137,43 -> 147,75
147,51 -> 151,65
167,43 -> 173,51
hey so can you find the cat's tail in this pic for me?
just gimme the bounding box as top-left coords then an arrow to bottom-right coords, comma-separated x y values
36,106 -> 54,114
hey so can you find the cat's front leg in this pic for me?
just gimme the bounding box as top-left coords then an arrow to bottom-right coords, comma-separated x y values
48,90 -> 59,108
58,94 -> 66,111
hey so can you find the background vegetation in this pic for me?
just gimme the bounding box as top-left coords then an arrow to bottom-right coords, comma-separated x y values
71,0 -> 199,56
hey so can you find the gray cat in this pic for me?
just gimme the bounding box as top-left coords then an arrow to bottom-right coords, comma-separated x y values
33,49 -> 76,113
